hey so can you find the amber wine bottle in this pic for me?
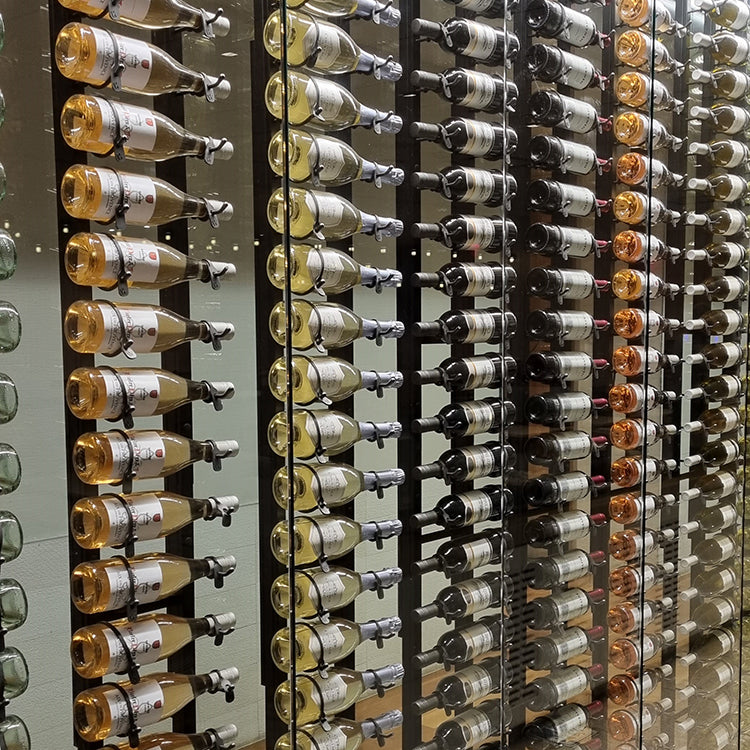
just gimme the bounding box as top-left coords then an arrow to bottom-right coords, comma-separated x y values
613,191 -> 681,225
71,552 -> 236,614
616,0 -> 685,35
616,71 -> 683,111
270,566 -> 402,618
287,0 -> 401,26
61,95 -> 234,163
71,612 -> 236,678
275,712 -> 403,750
105,725 -> 238,750
275,664 -> 404,725
270,616 -> 402,672
55,23 -> 230,98
73,668 -> 240,741
267,409 -> 401,459
61,165 -> 233,228
70,490 -> 239,548
72,429 -> 239,485
615,29 -> 683,73
614,111 -> 683,150
65,300 -> 234,357
269,299 -> 403,352
65,232 -> 235,292
55,0 -> 231,36
272,463 -> 405,512
268,355 -> 402,405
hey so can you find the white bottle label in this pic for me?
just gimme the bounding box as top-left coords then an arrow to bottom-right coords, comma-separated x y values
315,466 -> 349,503
462,217 -> 497,251
306,23 -> 342,69
561,98 -> 598,133
99,101 -> 158,153
557,393 -> 592,421
458,579 -> 494,614
555,353 -> 594,381
725,1 -> 750,28
115,0 -> 153,21
109,430 -> 166,480
461,492 -> 496,524
308,571 -> 347,610
462,264 -> 498,297
91,27 -> 154,91
100,369 -> 161,418
307,622 -> 347,661
312,674 -> 349,709
726,70 -> 750,98
553,589 -> 590,621
310,80 -> 345,122
463,21 -> 500,60
94,170 -> 157,225
457,0 -> 498,9
454,710 -> 493,745
310,138 -> 347,181
464,446 -> 498,479
652,78 -> 674,107
462,120 -> 496,156
461,169 -> 497,205
559,185 -> 596,217
463,624 -> 495,656
459,72 -> 497,110
465,358 -> 499,389
554,311 -> 596,340
556,226 -> 596,257
307,359 -> 346,395
309,519 -> 347,556
464,539 -> 495,570
105,559 -> 164,610
458,666 -> 494,701
559,51 -> 596,89
722,209 -> 746,234
306,249 -> 345,288
557,270 -> 596,299
304,726 -> 348,750
559,141 -> 597,174
559,13 -> 597,46
715,276 -> 745,301
306,192 -> 345,228
553,512 -> 591,541
719,174 -> 748,203
717,241 -> 746,266
552,432 -> 591,459
547,629 -> 588,665
550,667 -> 588,702
307,412 -> 344,450
709,661 -> 733,687
104,618 -> 164,673
105,680 -> 165,736
463,401 -> 498,435
102,236 -> 161,284
548,705 -> 588,741
715,344 -> 743,367
553,550 -> 590,582
556,473 -> 592,502
310,306 -> 347,347
464,312 -> 498,343
102,492 -> 164,545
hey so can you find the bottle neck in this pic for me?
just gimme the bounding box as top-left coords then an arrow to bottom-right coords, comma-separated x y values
188,616 -> 215,640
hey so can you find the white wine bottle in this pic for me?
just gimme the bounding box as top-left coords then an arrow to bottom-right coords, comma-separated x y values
65,232 -> 235,292
269,299 -> 404,352
271,566 -> 402,618
55,23 -> 231,99
265,70 -> 402,134
61,95 -> 234,163
71,612 -> 236,678
267,409 -> 401,459
73,668 -> 240,741
272,463 -> 405,511
275,664 -> 403,725
104,725 -> 239,750
271,617 -> 402,672
274,712 -> 403,750
271,516 -> 402,565
71,553 -> 236,614
61,165 -> 233,229
264,11 -> 401,80
72,429 -> 240,485
269,355 -> 402,405
64,300 -> 234,358
288,0 -> 401,25
268,129 -> 404,187
55,0 -> 231,37
267,187 -> 402,241
266,243 -> 400,295
70,490 -> 239,548
66,366 -> 235,420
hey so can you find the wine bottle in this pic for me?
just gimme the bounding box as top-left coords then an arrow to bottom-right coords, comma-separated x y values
525,392 -> 607,429
614,111 -> 683,150
272,463 -> 405,512
61,165 -> 232,228
525,550 -> 606,590
65,300 -> 234,358
680,597 -> 737,633
684,276 -> 747,302
56,0 -> 231,36
266,243 -> 400,295
687,172 -> 750,202
413,571 -> 508,625
685,240 -> 749,268
679,565 -> 738,601
607,597 -> 674,634
525,588 -> 605,630
616,28 -> 684,72
413,398 -> 515,438
609,630 -> 675,670
526,664 -> 604,712
696,0 -> 750,30
522,471 -> 605,507
616,151 -> 684,188
413,263 -> 516,299
71,553 -> 236,614
528,179 -> 608,217
413,532 -> 512,578
270,566 -> 402,619
74,668 -> 239,741
527,44 -> 607,90
414,443 -> 517,484
412,214 -> 517,253
612,269 -> 679,301
526,223 -> 608,260
683,406 -> 743,435
287,0 -> 400,26
525,510 -> 606,548
609,384 -> 677,415
616,71 -> 683,111
610,418 -> 676,449
264,10 -> 401,79
410,118 -> 517,161
613,345 -> 679,376
613,190 -> 681,225
529,89 -> 607,134
679,470 -> 738,503
70,490 -> 239,548
526,351 -> 608,386
527,0 -> 606,47
410,68 -> 519,113
684,374 -> 746,402
61,95 -> 233,163
690,103 -> 750,134
413,309 -> 517,345
436,0 -> 516,19
55,23 -> 230,98
609,527 -> 676,562
613,309 -> 680,339
691,67 -> 750,100
71,612 -> 236,678
685,440 -> 743,470
268,355 -> 402,405
526,310 -> 608,344
274,713 -> 404,750
73,430 -> 239,485
268,299 -> 404,352
267,409 -> 401,459
413,486 -> 513,530
688,138 -> 750,169
265,70 -> 402,133
66,366 -> 234,421
613,230 -> 680,264
609,492 -> 676,524
414,354 -> 516,391
692,534 -> 738,564
616,0 -> 685,35
528,269 -> 607,304
608,698 -> 673,742
525,431 -> 607,468
610,456 -> 676,488
529,135 -> 608,175
270,617 -> 402,672
105,725 -> 239,750
267,187 -> 402,241
411,167 -> 517,207
607,665 -> 672,706
414,701 -> 507,750
412,17 -> 519,66
523,701 -> 604,745
413,615 -> 505,666
528,629 -> 604,672
268,129 -> 404,187
684,342 -> 747,369
690,627 -> 737,661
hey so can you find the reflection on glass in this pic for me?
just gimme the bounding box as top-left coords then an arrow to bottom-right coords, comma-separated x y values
0,373 -> 17,424
0,511 -> 21,564
0,163 -> 7,203
0,302 -> 20,352
0,579 -> 27,632
0,648 -> 28,699
0,716 -> 30,750
0,91 -> 6,131
0,231 -> 16,281
0,444 -> 21,494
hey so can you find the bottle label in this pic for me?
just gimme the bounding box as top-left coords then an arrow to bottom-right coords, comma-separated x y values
462,217 -> 497,251
716,375 -> 743,398
101,236 -> 161,284
462,624 -> 495,657
555,311 -> 595,340
310,306 -> 347,347
94,170 -> 157,225
458,665 -> 494,701
710,661 -> 733,687
462,169 -> 497,205
716,406 -> 742,431
562,99 -> 598,133
712,598 -> 736,622
548,629 -> 588,665
464,539 -> 495,570
304,23 -> 342,69
309,80 -> 344,121
316,466 -> 349,503
717,276 -> 744,301
559,141 -> 597,174
105,680 -> 165,736
710,630 -> 734,655
726,71 -> 750,98
308,571 -> 347,610
457,0 -> 498,10
459,72 -> 497,110
91,27 -> 154,91
551,668 -> 589,702
717,143 -> 747,169
725,2 -> 750,28
553,589 -> 590,621
305,249 -> 345,288
307,359 -> 346,395
461,491 -> 496,524
651,79 -> 674,107
311,674 -> 349,710
559,185 -> 596,217
110,430 -> 166,480
461,264 -> 498,297
464,446 -> 498,479
462,120 -> 497,156
559,393 -> 592,421
99,101 -> 157,152
101,492 -> 164,545
310,138 -> 348,181
307,622 -> 347,661
553,512 -> 590,541
552,432 -> 591,459
723,209 -> 746,234
306,412 -> 344,450
556,271 -> 595,300
464,312 -> 498,343
306,191 -> 345,227
710,567 -> 737,593
558,15 -> 597,46
457,579 -> 494,614
555,226 -> 595,258
641,634 -> 658,661
464,358 -> 500,389
99,369 -> 161,418
104,618 -> 164,673
641,565 -> 657,591
454,709 -> 493,745
462,21 -> 500,61
105,559 -> 164,610
553,550 -> 590,582
309,519 -> 347,557
549,703 -> 587,740
558,52 -> 596,89
555,353 -> 593,381
304,727 -> 348,750
462,401 -> 498,435
718,174 -> 747,201
557,473 -> 591,502
717,344 -> 743,367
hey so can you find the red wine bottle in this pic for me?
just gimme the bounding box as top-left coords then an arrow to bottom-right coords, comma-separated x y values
413,214 -> 517,253
412,486 -> 514,529
411,68 -> 519,112
412,167 -> 517,207
413,398 -> 515,438
410,118 -> 517,160
414,354 -> 516,391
